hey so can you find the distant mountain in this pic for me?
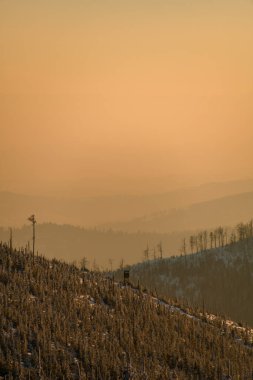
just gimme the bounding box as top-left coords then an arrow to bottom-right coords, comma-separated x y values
106,191 -> 253,233
117,236 -> 253,326
1,243 -> 253,378
2,178 -> 253,228
0,223 -> 202,268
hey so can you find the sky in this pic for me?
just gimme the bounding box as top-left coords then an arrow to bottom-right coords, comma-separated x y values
1,0 -> 253,197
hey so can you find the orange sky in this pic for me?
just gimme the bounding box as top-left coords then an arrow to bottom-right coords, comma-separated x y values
1,0 -> 253,196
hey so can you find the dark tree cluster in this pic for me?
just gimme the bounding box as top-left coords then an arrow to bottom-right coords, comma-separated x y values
1,243 -> 253,379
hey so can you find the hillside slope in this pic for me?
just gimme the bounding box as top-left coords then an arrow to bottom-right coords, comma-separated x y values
1,244 -> 253,379
121,237 -> 253,326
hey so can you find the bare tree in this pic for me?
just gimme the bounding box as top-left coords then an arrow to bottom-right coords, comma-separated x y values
143,243 -> 150,261
203,231 -> 208,251
209,232 -> 214,249
157,242 -> 163,259
189,236 -> 195,254
181,238 -> 187,256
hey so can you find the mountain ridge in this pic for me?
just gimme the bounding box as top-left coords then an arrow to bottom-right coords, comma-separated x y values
2,178 -> 253,228
104,190 -> 253,233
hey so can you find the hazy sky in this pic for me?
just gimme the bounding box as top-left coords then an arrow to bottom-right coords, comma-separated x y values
1,0 -> 253,196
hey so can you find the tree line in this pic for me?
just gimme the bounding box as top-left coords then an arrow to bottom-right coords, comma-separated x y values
181,219 -> 253,255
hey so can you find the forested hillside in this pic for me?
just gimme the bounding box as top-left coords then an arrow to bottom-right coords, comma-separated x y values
120,221 -> 253,326
1,244 -> 253,379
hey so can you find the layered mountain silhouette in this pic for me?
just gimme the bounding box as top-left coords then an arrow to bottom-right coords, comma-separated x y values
2,178 -> 253,229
